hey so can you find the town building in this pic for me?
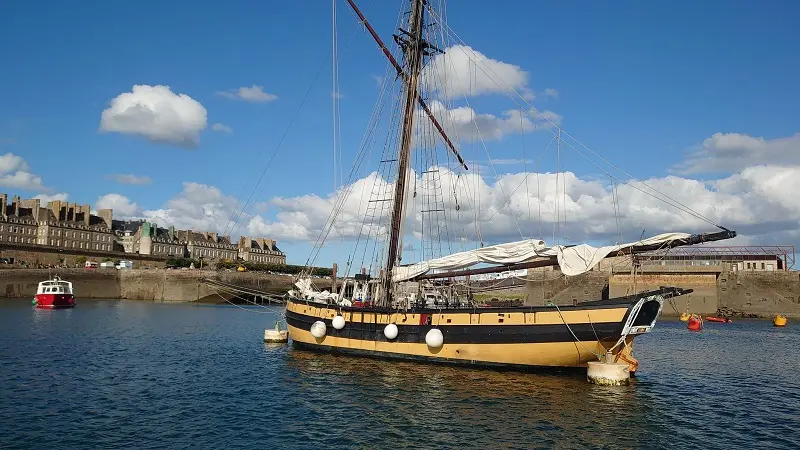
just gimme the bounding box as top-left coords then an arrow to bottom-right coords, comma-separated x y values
1,194 -> 115,251
178,230 -> 238,261
0,195 -> 38,245
112,220 -> 185,257
638,246 -> 795,272
2,193 -> 287,265
238,236 -> 286,264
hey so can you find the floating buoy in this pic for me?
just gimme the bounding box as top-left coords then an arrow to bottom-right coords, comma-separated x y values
687,315 -> 703,332
332,315 -> 346,330
384,323 -> 398,340
425,328 -> 443,348
310,321 -> 327,339
706,316 -> 732,323
587,353 -> 630,386
774,314 -> 787,327
679,312 -> 690,322
31,298 -> 38,306
264,322 -> 288,343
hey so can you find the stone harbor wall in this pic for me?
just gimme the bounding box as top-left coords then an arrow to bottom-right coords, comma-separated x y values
0,269 -> 295,302
524,267 -> 800,317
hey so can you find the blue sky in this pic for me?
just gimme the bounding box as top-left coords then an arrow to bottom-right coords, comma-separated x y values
1,0 -> 799,267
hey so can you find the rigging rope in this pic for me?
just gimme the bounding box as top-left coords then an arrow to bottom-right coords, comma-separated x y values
223,0 -> 377,240
423,6 -> 727,231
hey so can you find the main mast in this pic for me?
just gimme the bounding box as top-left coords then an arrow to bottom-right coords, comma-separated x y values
384,0 -> 427,303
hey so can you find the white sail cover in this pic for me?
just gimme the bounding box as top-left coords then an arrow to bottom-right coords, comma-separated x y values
391,232 -> 691,282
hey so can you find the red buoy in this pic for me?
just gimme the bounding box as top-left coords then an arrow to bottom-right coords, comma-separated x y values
687,316 -> 703,332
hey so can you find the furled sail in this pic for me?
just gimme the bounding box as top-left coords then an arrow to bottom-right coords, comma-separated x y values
391,232 -> 693,282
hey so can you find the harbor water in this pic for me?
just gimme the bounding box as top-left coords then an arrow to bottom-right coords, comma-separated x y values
1,299 -> 798,449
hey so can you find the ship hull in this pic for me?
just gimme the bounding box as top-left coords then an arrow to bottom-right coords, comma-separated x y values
285,288 -> 672,371
34,293 -> 75,309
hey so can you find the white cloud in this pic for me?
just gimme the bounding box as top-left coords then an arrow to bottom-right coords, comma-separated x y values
211,123 -> 233,133
422,45 -> 533,100
543,88 -> 559,99
100,85 -> 208,148
142,182 -> 246,233
96,193 -> 141,216
418,100 -> 561,144
0,152 -> 47,191
34,193 -> 69,203
245,164 -> 800,253
217,85 -> 278,103
106,174 -> 152,185
247,171 -> 392,242
673,132 -> 800,174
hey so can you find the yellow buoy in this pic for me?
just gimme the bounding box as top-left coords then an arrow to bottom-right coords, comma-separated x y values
680,312 -> 691,322
774,314 -> 787,327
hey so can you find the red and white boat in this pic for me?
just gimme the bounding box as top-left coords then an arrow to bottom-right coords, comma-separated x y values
34,275 -> 76,309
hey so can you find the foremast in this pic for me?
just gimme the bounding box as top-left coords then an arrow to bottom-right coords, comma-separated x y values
384,0 -> 427,305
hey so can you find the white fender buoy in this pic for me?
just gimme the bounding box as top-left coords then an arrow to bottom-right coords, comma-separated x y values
384,323 -> 398,340
425,328 -> 443,348
310,321 -> 327,339
332,315 -> 346,330
586,352 -> 630,386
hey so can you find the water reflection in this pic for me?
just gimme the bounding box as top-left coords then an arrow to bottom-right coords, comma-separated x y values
1,299 -> 798,449
285,347 -> 659,448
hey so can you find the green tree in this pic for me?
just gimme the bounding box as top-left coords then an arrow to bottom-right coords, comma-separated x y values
76,256 -> 87,265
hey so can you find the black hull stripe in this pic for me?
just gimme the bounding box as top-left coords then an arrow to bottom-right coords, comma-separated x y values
291,341 -> 591,375
286,309 -> 623,344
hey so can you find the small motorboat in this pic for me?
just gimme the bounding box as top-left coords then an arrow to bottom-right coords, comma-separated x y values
687,315 -> 703,332
33,275 -> 76,309
706,316 -> 732,323
774,315 -> 787,327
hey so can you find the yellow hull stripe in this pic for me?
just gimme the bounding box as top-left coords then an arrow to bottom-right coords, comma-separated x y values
288,324 -> 609,367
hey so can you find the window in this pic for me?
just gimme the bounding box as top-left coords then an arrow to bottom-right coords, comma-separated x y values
761,263 -> 765,270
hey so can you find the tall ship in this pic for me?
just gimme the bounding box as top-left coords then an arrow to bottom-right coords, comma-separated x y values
283,0 -> 735,373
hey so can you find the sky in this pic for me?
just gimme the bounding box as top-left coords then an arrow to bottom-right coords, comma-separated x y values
1,0 -> 798,269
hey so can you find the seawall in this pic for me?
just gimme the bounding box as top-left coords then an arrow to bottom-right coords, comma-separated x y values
0,269 -> 295,302
525,269 -> 800,318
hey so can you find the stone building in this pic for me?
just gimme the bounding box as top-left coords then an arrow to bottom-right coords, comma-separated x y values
112,219 -> 146,253
0,195 -> 39,245
178,230 -> 238,261
112,220 -> 185,257
1,194 -> 115,251
238,236 -> 286,264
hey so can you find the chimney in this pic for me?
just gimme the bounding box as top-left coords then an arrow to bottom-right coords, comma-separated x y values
82,204 -> 90,224
0,193 -> 6,218
12,195 -> 20,216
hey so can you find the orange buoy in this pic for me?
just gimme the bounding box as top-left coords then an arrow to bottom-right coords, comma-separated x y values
687,315 -> 703,332
706,316 -> 732,323
774,315 -> 787,327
